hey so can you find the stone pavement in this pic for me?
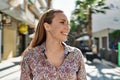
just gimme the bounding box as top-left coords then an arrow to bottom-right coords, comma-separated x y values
85,59 -> 120,80
0,56 -> 21,80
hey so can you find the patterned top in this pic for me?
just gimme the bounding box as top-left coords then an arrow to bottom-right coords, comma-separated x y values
20,42 -> 87,80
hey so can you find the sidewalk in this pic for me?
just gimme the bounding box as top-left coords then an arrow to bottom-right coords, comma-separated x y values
102,59 -> 120,74
0,56 -> 22,79
85,58 -> 120,80
85,57 -> 120,73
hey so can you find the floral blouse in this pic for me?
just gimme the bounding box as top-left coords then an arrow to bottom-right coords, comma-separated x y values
20,42 -> 87,80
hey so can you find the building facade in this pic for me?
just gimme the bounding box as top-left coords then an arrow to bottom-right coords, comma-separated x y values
0,0 -> 50,61
92,0 -> 120,51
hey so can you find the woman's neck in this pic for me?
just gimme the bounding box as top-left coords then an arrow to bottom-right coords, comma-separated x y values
45,40 -> 64,53
45,40 -> 65,68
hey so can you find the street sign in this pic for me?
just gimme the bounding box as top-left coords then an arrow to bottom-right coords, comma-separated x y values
118,42 -> 120,66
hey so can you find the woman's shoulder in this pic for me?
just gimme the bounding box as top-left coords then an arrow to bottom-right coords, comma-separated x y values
65,44 -> 83,56
72,47 -> 83,57
66,44 -> 81,52
22,45 -> 43,59
22,47 -> 35,59
66,45 -> 84,62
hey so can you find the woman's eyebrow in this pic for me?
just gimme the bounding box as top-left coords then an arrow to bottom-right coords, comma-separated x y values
59,19 -> 69,24
59,19 -> 66,21
60,19 -> 68,22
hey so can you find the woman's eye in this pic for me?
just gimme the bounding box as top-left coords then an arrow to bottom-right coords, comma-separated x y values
60,22 -> 64,24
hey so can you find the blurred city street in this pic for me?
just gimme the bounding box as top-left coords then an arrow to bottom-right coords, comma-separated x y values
0,0 -> 120,80
0,56 -> 120,80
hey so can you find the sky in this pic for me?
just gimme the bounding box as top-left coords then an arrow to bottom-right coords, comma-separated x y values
52,0 -> 76,21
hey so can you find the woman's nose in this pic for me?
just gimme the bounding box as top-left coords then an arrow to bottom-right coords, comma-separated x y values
65,25 -> 70,30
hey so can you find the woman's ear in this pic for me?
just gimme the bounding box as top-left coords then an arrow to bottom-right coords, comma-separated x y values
44,23 -> 50,31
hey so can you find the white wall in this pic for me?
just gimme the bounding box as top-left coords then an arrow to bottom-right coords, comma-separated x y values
92,0 -> 120,32
93,28 -> 115,49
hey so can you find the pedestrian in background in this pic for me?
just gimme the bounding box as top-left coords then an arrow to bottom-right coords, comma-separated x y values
92,43 -> 102,61
20,9 -> 87,80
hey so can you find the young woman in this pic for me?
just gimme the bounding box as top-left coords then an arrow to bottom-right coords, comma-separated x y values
20,9 -> 87,80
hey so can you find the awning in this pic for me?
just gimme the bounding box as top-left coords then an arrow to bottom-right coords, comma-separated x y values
76,35 -> 89,41
28,4 -> 41,19
0,0 -> 35,25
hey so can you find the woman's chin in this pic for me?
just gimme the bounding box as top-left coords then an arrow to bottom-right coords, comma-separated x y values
61,38 -> 68,42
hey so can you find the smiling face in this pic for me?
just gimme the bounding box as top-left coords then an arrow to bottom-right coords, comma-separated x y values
44,12 -> 70,42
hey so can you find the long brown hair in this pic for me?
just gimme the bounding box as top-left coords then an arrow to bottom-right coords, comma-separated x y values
30,9 -> 63,48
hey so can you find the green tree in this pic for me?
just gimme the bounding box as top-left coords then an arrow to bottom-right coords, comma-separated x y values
109,30 -> 120,50
69,0 -> 109,48
110,30 -> 120,41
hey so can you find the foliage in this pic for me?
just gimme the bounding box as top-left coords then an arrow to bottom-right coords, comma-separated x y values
110,30 -> 120,40
70,0 -> 109,33
68,0 -> 109,46
109,30 -> 120,49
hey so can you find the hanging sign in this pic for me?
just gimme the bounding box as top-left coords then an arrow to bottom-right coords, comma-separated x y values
18,23 -> 28,34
